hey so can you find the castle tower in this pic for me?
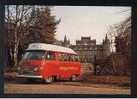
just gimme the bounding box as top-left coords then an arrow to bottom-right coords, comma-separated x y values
103,34 -> 111,57
62,35 -> 70,47
64,35 -> 67,44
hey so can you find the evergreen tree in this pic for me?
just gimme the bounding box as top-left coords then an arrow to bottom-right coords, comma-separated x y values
24,7 -> 60,45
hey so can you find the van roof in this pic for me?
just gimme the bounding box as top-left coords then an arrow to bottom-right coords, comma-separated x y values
26,43 -> 77,55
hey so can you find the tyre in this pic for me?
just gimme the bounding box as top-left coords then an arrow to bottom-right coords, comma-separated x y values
44,76 -> 54,83
26,78 -> 36,83
70,75 -> 77,81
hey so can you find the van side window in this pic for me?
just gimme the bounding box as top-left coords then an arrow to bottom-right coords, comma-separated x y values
59,54 -> 79,62
59,53 -> 64,61
64,54 -> 68,61
72,55 -> 75,62
75,55 -> 79,62
68,55 -> 73,61
70,55 -> 74,61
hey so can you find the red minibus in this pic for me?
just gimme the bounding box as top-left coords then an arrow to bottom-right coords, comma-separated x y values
16,43 -> 81,83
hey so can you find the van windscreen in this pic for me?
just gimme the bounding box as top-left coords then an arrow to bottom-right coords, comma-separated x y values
22,51 -> 45,60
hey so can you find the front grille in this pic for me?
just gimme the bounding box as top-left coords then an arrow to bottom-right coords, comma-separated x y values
18,66 -> 36,75
22,70 -> 34,75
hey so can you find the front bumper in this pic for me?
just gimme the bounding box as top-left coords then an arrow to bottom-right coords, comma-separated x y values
16,74 -> 43,79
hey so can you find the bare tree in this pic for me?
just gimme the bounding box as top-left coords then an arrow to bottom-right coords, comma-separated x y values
5,5 -> 35,67
5,6 -> 60,67
107,16 -> 131,53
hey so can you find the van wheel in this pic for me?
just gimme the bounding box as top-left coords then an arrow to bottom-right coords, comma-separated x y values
44,76 -> 54,83
26,78 -> 36,83
70,75 -> 77,81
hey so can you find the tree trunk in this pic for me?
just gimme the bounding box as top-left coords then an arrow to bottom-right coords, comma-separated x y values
13,40 -> 19,67
13,19 -> 19,67
13,46 -> 17,67
9,48 -> 13,66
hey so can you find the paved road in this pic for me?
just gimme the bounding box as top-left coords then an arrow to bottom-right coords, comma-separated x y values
4,80 -> 130,94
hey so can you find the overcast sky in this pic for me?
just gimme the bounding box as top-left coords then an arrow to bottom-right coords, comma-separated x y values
51,6 -> 131,44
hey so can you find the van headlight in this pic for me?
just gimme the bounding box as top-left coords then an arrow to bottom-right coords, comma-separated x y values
17,67 -> 21,71
34,67 -> 39,71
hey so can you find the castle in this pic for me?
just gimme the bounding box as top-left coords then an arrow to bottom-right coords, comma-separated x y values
54,34 -> 111,63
